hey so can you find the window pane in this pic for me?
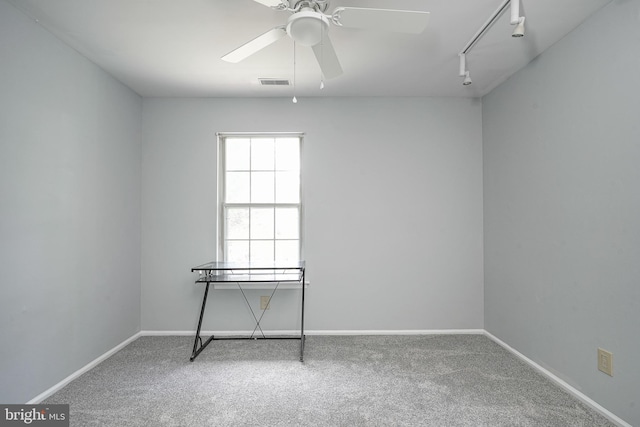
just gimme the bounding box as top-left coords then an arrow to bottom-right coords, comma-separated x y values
225,138 -> 250,171
220,135 -> 302,265
226,208 -> 249,240
251,172 -> 275,203
227,240 -> 249,263
250,207 -> 274,239
275,240 -> 299,262
275,208 -> 299,239
275,171 -> 300,203
226,171 -> 250,203
251,241 -> 274,263
275,137 -> 300,171
251,138 -> 275,171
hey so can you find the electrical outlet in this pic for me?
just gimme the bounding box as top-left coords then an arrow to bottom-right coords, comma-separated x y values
597,348 -> 613,376
260,296 -> 271,310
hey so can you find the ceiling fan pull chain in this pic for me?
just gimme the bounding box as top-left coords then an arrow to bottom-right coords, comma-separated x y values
292,41 -> 298,103
319,19 -> 325,89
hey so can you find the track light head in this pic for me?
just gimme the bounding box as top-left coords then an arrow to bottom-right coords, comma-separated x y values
462,71 -> 472,86
512,17 -> 525,38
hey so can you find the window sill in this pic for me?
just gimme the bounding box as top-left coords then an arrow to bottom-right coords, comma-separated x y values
212,281 -> 310,290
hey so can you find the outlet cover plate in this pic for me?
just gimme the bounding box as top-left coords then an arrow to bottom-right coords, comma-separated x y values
597,348 -> 613,376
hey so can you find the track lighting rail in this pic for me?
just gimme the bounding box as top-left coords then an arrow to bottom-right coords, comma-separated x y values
458,0 -> 525,86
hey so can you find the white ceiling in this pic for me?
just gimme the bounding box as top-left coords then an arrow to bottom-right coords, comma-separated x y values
7,0 -> 612,98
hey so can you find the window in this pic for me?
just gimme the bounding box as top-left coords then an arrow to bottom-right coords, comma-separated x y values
218,134 -> 303,264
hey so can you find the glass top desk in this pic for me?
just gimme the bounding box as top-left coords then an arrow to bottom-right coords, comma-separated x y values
189,261 -> 306,362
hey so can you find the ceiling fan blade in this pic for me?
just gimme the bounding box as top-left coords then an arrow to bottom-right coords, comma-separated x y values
221,27 -> 287,63
252,0 -> 289,9
312,33 -> 343,80
332,7 -> 430,34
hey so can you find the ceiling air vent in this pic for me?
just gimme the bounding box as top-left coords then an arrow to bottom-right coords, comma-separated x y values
259,78 -> 290,86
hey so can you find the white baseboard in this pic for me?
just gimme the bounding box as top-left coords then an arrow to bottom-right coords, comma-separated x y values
141,330 -> 198,336
140,329 -> 485,337
484,331 -> 631,427
27,332 -> 142,404
306,329 -> 485,336
141,330 -> 301,337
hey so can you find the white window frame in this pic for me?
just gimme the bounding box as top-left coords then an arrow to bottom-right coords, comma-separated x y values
217,132 -> 304,264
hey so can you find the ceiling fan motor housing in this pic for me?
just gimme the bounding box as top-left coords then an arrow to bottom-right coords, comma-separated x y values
286,8 -> 329,46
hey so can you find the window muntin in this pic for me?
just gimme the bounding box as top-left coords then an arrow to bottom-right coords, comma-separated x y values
219,134 -> 302,264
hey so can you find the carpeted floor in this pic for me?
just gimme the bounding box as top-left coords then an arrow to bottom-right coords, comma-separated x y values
44,335 -> 614,426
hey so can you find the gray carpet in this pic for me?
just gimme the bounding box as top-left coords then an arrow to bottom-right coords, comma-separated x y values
44,335 -> 614,426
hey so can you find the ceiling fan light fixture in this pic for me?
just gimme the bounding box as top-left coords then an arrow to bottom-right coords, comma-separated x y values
226,2 -> 429,81
286,9 -> 329,46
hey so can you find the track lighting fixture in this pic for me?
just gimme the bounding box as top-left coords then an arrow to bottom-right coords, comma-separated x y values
512,17 -> 525,37
458,53 -> 472,86
462,71 -> 472,86
457,0 -> 526,86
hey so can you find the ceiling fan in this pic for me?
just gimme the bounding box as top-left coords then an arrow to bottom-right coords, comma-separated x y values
221,0 -> 430,79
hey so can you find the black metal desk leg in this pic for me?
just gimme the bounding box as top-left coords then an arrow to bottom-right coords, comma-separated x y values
191,283 -> 211,361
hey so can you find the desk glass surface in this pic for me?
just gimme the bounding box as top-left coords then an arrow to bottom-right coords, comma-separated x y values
192,261 -> 305,271
192,261 -> 305,284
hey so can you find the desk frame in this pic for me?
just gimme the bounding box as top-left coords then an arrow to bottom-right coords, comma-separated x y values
189,261 -> 306,362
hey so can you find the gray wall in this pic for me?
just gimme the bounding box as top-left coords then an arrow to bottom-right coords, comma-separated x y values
8,0 -> 637,422
0,1 -> 142,403
141,97 -> 484,332
483,0 -> 640,424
